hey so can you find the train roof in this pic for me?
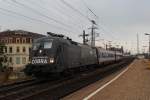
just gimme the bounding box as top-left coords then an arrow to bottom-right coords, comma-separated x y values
33,35 -> 79,45
96,47 -> 114,53
33,33 -> 123,55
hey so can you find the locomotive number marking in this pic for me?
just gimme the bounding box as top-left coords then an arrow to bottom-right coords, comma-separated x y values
32,59 -> 48,64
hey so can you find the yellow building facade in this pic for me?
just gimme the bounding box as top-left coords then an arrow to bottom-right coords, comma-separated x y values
0,30 -> 45,71
5,43 -> 32,71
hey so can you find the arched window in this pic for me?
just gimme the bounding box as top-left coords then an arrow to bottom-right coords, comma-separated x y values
9,38 -> 13,43
22,57 -> 26,64
22,38 -> 26,43
23,46 -> 26,53
16,46 -> 20,53
9,57 -> 12,63
9,47 -> 12,53
16,38 -> 20,43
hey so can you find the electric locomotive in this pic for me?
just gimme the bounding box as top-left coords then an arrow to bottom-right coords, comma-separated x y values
24,32 -> 98,77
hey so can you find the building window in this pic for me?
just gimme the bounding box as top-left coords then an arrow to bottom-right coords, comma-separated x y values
0,46 -> 3,53
22,38 -> 26,43
5,47 -> 7,53
9,57 -> 12,63
1,39 -> 4,43
9,47 -> 12,53
16,57 -> 20,64
5,38 -> 8,43
29,47 -> 31,53
3,56 -> 7,63
12,38 -> 15,43
16,46 -> 20,53
22,57 -> 26,64
16,38 -> 20,43
26,38 -> 30,43
30,38 -> 32,43
23,47 -> 26,53
9,38 -> 13,43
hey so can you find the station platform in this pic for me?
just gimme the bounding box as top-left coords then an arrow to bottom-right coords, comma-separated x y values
62,59 -> 150,100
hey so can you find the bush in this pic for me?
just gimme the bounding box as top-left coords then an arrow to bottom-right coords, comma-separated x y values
0,62 -> 6,72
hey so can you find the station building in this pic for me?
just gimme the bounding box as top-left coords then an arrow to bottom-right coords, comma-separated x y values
0,30 -> 45,71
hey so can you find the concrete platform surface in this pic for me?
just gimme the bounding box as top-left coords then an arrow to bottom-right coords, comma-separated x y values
62,59 -> 150,100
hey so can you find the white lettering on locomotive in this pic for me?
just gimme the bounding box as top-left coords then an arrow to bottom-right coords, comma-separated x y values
32,59 -> 48,64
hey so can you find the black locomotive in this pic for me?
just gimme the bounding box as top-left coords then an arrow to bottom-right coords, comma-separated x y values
24,32 -> 124,77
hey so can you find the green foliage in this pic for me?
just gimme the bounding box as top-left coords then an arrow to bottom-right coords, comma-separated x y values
0,43 -> 6,71
0,43 -> 5,54
0,57 -> 4,71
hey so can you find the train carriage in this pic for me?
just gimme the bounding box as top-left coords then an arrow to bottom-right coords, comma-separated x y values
96,48 -> 116,64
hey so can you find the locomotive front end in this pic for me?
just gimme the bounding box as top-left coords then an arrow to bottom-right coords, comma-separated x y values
24,37 -> 58,77
31,39 -> 55,65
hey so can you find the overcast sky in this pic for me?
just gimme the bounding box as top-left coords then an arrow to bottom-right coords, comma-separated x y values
0,0 -> 150,54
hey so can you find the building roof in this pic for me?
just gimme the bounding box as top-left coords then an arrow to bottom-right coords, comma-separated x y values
0,30 -> 45,38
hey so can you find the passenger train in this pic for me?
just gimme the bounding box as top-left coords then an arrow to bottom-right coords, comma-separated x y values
24,32 -> 124,77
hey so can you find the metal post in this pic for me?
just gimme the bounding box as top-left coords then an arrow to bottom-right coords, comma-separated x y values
83,30 -> 86,44
79,30 -> 89,45
91,22 -> 95,47
137,34 -> 139,55
149,35 -> 150,58
90,20 -> 97,47
145,33 -> 150,59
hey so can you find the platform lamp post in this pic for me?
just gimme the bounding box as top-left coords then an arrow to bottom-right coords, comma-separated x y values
145,33 -> 150,59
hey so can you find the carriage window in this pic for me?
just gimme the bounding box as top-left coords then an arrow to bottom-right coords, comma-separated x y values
44,41 -> 52,49
33,43 -> 40,50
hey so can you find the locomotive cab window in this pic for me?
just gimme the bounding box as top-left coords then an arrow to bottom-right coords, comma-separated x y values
33,43 -> 40,50
32,39 -> 53,50
44,41 -> 52,49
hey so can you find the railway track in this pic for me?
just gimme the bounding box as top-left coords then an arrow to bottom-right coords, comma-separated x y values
0,58 -> 134,100
0,79 -> 40,98
0,76 -> 71,100
0,78 -> 35,89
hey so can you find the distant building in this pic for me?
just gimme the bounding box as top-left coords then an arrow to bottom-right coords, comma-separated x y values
0,30 -> 45,71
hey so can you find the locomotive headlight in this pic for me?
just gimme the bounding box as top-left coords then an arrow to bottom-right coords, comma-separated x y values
49,58 -> 54,63
39,50 -> 42,53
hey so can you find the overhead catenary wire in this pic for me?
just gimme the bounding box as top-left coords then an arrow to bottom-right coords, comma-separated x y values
0,9 -> 37,24
61,0 -> 100,46
79,0 -> 121,44
2,0 -> 121,46
10,0 -> 73,29
2,0 -> 122,46
3,0 -> 82,34
57,0 -> 98,45
41,0 -> 91,34
59,0 -> 91,22
80,0 -> 98,19
5,0 -> 91,33
25,0 -> 83,31
98,24 -> 121,40
37,0 -> 88,23
0,7 -> 78,33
